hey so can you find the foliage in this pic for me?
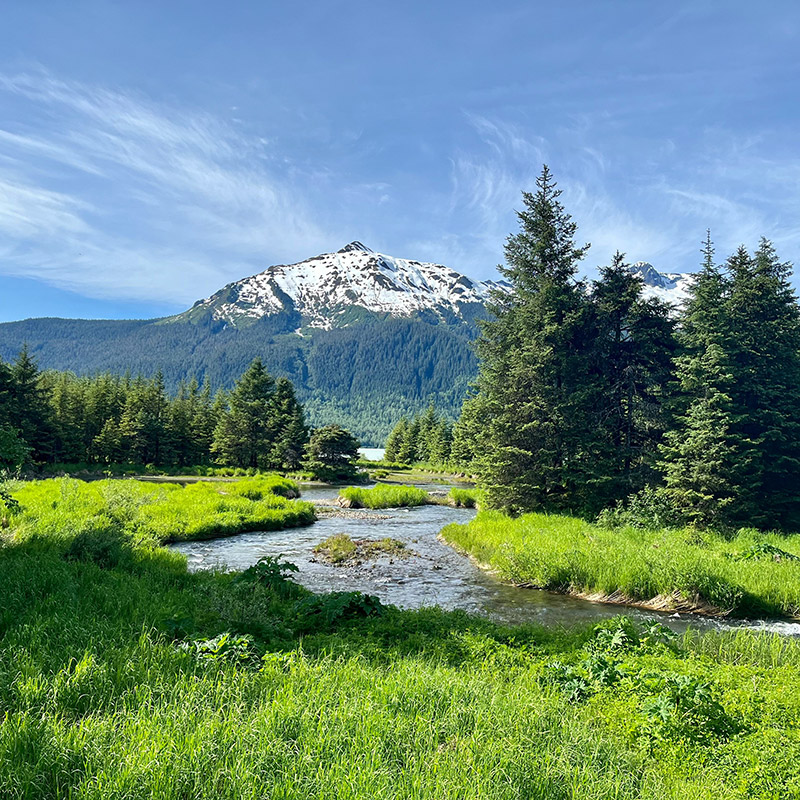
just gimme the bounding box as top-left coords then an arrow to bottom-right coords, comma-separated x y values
384,405 -> 453,463
0,314 -> 481,446
180,632 -> 259,665
339,483 -> 428,509
313,534 -> 407,565
2,513 -> 800,797
442,510 -> 800,617
291,591 -> 385,633
234,555 -> 301,595
302,424 -> 360,482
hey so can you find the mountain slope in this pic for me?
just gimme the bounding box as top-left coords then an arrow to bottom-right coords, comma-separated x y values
628,261 -> 694,306
175,241 -> 509,330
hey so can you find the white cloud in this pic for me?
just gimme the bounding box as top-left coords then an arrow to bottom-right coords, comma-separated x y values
0,71 -> 332,303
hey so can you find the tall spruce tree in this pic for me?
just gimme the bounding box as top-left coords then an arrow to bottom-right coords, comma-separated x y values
474,165 -> 595,513
212,358 -> 278,469
592,252 -> 676,506
725,239 -> 800,528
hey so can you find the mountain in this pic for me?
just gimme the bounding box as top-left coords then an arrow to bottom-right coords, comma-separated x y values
627,261 -> 694,306
0,243 -> 506,445
174,241 -> 508,329
0,244 -> 690,445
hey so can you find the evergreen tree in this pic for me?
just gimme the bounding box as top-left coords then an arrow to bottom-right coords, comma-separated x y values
725,239 -> 800,528
384,417 -> 408,462
592,251 -> 676,505
212,358 -> 278,469
473,165 -> 595,513
10,346 -> 52,462
270,377 -> 308,470
303,424 -> 360,481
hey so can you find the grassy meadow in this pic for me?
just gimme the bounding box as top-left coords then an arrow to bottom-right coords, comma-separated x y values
442,511 -> 800,618
3,475 -> 315,547
1,518 -> 800,798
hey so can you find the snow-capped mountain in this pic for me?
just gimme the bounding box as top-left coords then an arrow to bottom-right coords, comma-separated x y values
627,261 -> 694,306
180,242 -> 510,329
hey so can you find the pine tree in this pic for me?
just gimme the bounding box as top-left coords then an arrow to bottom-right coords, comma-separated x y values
473,166 -> 595,513
658,234 -> 742,527
212,358 -> 278,469
592,252 -> 676,505
384,418 -> 408,462
303,425 -> 360,481
725,239 -> 800,528
10,346 -> 52,462
270,378 -> 308,470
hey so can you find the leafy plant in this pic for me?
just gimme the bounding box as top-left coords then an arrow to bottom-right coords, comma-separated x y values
643,675 -> 738,743
291,591 -> 384,633
181,632 -> 259,665
234,555 -> 300,595
729,540 -> 799,562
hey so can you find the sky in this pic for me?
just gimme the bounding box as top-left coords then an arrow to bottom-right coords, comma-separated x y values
0,0 -> 799,322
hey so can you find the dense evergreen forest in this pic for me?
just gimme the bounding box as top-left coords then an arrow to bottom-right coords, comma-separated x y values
0,315 -> 477,445
0,353 -> 359,479
448,165 -> 800,531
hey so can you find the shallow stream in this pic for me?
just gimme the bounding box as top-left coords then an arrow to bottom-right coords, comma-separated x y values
172,484 -> 800,636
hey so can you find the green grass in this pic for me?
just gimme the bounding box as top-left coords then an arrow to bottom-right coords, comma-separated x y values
447,487 -> 480,508
2,518 -> 800,799
5,475 -> 315,546
441,511 -> 800,618
339,483 -> 429,509
37,462 -> 316,481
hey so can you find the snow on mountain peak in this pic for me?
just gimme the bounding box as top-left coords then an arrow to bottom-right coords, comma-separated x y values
627,261 -> 694,306
187,243 -> 508,329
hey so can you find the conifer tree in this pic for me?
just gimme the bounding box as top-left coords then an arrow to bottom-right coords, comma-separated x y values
474,166 -> 594,513
212,358 -> 278,469
384,417 -> 408,462
658,235 -> 746,527
592,252 -> 676,505
303,424 -> 360,481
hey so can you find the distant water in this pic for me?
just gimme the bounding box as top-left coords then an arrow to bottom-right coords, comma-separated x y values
358,448 -> 386,461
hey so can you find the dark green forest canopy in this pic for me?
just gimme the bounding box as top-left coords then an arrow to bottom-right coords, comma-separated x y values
0,315 -> 478,445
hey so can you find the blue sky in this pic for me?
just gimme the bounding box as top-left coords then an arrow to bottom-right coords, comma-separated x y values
1,1 -> 799,322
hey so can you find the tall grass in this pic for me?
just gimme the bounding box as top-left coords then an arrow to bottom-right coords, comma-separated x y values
2,488 -> 800,796
339,484 -> 429,509
6,475 -> 315,546
2,523 -> 800,797
442,511 -> 800,618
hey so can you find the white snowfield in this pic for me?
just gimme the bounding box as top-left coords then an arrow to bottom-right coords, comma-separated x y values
189,244 -> 692,328
628,261 -> 694,308
193,241 -> 510,328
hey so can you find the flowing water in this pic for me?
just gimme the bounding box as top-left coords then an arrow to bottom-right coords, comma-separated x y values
173,484 -> 800,636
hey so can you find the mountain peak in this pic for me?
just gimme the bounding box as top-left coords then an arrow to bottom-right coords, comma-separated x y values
626,261 -> 694,306
337,241 -> 373,254
182,242 -> 505,329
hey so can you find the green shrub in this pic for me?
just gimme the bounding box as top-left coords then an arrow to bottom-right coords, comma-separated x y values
291,591 -> 385,633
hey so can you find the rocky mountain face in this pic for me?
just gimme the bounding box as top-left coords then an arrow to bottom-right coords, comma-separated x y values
175,241 -> 510,330
627,261 -> 694,306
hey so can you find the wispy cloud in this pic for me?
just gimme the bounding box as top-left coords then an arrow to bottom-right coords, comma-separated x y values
0,71 -> 332,303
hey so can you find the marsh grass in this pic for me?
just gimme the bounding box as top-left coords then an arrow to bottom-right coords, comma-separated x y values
441,511 -> 800,618
339,484 -> 428,509
5,475 -> 315,548
3,482 -> 800,797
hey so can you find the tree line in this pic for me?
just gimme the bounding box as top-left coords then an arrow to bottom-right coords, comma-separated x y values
446,166 -> 800,530
383,406 -> 454,464
0,354 -> 360,479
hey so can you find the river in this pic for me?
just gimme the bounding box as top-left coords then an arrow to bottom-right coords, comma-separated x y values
172,484 -> 800,636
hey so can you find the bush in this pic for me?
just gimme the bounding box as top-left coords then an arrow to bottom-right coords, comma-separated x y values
291,591 -> 385,633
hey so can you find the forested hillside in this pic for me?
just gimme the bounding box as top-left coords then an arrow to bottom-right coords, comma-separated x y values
0,315 -> 477,444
